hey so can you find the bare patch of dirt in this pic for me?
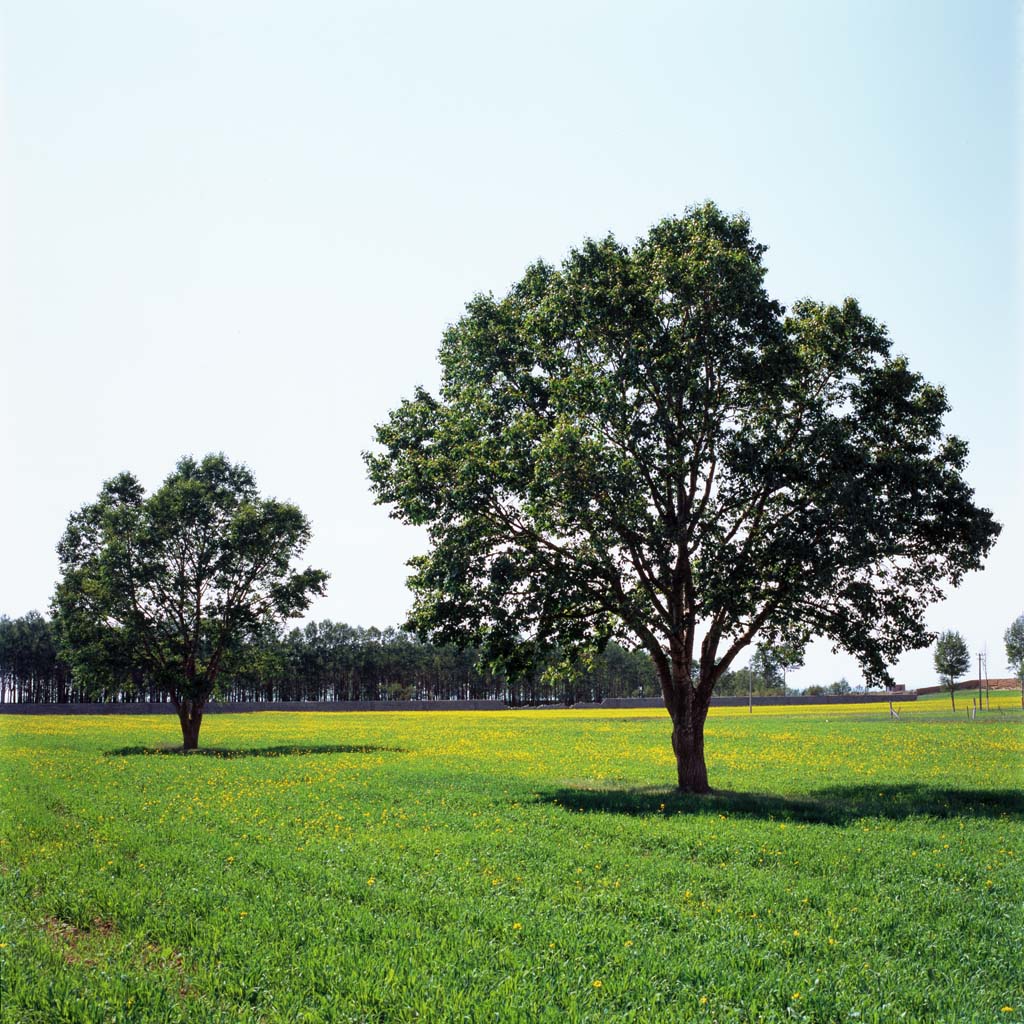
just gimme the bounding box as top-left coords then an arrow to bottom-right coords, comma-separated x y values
43,916 -> 116,967
140,940 -> 185,974
42,917 -> 194,997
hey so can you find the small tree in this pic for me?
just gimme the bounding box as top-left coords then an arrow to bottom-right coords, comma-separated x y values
751,642 -> 805,693
53,454 -> 328,749
933,630 -> 970,711
1005,613 -> 1024,708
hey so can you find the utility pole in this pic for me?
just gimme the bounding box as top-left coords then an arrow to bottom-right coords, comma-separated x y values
984,645 -> 990,711
974,651 -> 983,716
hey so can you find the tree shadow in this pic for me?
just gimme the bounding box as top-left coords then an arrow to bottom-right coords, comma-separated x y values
105,744 -> 405,758
536,783 -> 1024,825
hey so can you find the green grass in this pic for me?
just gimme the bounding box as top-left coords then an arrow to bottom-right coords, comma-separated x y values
1,701 -> 1021,1023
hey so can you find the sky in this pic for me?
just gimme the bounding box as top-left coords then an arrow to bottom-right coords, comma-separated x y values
1,0 -> 1020,689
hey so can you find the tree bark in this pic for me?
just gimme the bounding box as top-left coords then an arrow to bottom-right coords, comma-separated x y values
671,714 -> 710,793
176,698 -> 205,751
661,657 -> 712,793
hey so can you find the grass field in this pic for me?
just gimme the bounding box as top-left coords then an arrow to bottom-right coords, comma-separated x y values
1,695 -> 1022,1023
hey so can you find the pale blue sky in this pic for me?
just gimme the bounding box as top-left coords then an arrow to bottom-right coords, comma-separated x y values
2,0 -> 1019,687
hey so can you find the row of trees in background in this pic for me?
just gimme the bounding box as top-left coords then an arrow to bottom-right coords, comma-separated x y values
10,602 -> 1021,711
6,600 -> 1017,714
0,612 -> 77,703
0,612 -> 801,707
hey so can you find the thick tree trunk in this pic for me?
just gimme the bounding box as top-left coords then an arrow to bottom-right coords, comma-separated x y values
671,711 -> 710,793
176,698 -> 205,751
657,651 -> 712,794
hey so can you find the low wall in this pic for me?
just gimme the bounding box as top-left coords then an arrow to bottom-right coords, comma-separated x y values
0,694 -> 923,715
912,678 -> 1019,696
580,693 -> 918,709
0,699 -> 509,715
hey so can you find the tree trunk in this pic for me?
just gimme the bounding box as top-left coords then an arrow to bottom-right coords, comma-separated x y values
949,685 -> 955,712
655,650 -> 713,793
177,698 -> 205,751
672,716 -> 710,793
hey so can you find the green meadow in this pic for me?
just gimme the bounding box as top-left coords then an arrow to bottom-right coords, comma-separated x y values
1,698 -> 1021,1023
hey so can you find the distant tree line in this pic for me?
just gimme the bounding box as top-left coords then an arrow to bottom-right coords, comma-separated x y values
0,612 -> 78,703
0,613 -> 793,705
802,678 -> 853,696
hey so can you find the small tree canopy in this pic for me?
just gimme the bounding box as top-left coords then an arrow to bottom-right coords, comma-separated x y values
367,203 -> 1000,790
52,454 -> 328,748
933,629 -> 971,712
1005,614 -> 1024,681
933,631 -> 971,686
750,643 -> 804,690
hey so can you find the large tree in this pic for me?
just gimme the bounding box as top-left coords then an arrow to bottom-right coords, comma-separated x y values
53,454 -> 328,749
367,203 -> 1000,792
933,630 -> 971,712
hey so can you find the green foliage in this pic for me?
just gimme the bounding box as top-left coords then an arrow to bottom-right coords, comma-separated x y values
804,678 -> 853,697
0,613 -> 661,707
1,708 -> 1021,1022
51,455 -> 328,742
1005,614 -> 1024,682
749,643 -> 804,689
714,666 -> 782,698
933,631 -> 971,689
0,612 -> 74,702
367,202 -> 1000,788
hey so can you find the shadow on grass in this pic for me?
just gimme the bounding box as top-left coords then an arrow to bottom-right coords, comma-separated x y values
105,743 -> 405,758
537,783 -> 1024,824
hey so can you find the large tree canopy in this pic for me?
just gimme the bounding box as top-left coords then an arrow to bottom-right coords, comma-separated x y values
53,454 -> 328,748
367,203 -> 1000,791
